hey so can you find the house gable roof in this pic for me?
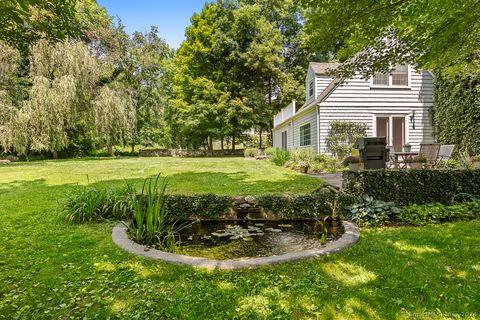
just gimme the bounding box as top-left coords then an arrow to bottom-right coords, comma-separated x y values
309,62 -> 340,76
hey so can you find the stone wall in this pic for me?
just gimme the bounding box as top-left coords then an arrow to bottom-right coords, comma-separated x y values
139,149 -> 245,158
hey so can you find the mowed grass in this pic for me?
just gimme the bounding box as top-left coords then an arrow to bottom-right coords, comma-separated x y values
0,157 -> 479,319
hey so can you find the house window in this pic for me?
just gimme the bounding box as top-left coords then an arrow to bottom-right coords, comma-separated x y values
372,72 -> 389,86
372,64 -> 409,87
300,123 -> 311,146
308,78 -> 314,97
391,64 -> 408,86
281,131 -> 287,150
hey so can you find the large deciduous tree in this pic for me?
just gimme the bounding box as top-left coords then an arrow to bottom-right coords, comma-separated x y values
92,84 -> 136,156
300,0 -> 480,76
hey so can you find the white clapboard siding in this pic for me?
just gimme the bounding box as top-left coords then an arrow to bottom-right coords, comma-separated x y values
318,67 -> 435,153
273,65 -> 435,154
292,108 -> 318,153
272,121 -> 294,150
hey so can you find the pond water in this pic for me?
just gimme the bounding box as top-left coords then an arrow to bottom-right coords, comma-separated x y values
174,219 -> 344,260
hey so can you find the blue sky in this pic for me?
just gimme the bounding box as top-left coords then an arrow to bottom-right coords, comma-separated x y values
97,0 -> 209,48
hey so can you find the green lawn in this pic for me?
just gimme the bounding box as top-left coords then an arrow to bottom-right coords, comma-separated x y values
0,158 -> 479,319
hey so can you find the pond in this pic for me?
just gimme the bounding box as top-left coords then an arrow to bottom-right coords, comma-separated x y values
173,219 -> 344,260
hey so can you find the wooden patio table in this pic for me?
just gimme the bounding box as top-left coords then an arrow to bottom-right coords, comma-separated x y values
392,151 -> 419,169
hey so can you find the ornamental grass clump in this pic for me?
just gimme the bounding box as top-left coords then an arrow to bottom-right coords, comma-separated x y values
128,174 -> 189,251
62,185 -> 132,222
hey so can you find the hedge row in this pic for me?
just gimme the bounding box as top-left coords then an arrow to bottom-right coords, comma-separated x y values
165,194 -> 233,220
343,170 -> 480,205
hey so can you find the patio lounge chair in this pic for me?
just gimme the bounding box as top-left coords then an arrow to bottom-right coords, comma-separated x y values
436,145 -> 455,168
419,143 -> 441,168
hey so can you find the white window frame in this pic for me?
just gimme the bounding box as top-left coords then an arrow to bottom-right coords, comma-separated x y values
299,123 -> 312,146
308,78 -> 315,98
372,114 -> 410,147
370,65 -> 411,89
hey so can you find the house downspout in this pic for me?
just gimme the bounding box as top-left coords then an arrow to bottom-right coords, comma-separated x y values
316,105 -> 320,154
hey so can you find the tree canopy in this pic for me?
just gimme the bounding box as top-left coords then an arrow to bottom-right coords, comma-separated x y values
301,0 -> 480,76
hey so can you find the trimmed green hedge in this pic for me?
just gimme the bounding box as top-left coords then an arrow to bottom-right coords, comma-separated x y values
165,194 -> 233,220
257,192 -> 336,219
343,170 -> 480,205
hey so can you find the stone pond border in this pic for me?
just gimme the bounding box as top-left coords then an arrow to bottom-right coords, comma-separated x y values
112,221 -> 360,270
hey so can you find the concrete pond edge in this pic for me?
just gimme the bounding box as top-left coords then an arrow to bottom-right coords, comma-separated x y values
112,221 -> 360,270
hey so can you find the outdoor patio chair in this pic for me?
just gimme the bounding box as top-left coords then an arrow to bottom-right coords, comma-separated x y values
419,143 -> 441,168
386,145 -> 397,169
436,145 -> 455,168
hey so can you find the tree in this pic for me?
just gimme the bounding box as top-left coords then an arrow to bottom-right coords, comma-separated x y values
1,40 -> 101,157
300,0 -> 480,77
0,0 -> 79,55
92,84 -> 136,156
170,1 -> 291,149
118,27 -> 172,150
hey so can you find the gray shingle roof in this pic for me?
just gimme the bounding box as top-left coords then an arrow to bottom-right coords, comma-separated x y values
309,62 -> 340,75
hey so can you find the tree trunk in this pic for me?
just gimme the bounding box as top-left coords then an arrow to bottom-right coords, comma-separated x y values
259,128 -> 263,149
131,143 -> 135,156
220,137 -> 224,150
107,145 -> 114,157
52,151 -> 58,159
208,136 -> 214,155
232,135 -> 236,151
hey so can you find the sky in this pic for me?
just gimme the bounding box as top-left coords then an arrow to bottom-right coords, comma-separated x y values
96,0 -> 209,48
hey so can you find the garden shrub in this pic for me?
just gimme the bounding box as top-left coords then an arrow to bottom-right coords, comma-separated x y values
268,148 -> 291,166
398,201 -> 480,226
343,170 -> 480,205
244,148 -> 257,157
325,120 -> 368,158
345,195 -> 401,226
290,148 -> 315,165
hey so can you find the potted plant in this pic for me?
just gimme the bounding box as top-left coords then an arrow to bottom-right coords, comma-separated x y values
297,161 -> 309,173
405,155 -> 427,169
342,156 -> 361,172
472,156 -> 480,169
403,143 -> 412,152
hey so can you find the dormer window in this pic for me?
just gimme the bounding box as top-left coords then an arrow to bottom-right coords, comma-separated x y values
372,64 -> 409,87
391,64 -> 408,86
308,78 -> 314,97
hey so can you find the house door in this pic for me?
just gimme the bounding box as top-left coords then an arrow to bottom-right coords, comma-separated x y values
376,116 -> 406,152
281,131 -> 287,150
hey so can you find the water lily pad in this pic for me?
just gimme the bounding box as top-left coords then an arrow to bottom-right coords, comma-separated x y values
254,223 -> 264,227
278,224 -> 292,228
265,228 -> 282,233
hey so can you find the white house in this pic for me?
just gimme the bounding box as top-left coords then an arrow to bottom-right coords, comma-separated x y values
272,62 -> 435,154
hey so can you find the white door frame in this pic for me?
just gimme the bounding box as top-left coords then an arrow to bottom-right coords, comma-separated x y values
372,114 -> 409,147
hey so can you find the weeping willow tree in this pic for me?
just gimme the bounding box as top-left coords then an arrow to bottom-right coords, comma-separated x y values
1,39 -> 103,157
92,85 -> 136,156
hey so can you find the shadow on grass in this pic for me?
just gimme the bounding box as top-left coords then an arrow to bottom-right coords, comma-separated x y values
0,179 -> 478,319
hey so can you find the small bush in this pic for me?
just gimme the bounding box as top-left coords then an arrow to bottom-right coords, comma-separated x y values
345,195 -> 401,226
398,200 -> 480,226
244,148 -> 257,157
291,148 -> 315,165
314,154 -> 330,163
308,162 -> 324,173
269,148 -> 291,166
264,147 -> 276,157
62,185 -> 132,222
